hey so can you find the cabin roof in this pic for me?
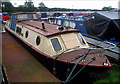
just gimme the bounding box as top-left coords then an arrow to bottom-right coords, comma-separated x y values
18,20 -> 79,37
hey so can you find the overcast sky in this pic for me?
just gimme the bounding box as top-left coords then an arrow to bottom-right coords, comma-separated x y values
9,0 -> 119,10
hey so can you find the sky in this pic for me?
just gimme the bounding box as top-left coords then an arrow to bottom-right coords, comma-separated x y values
9,0 -> 120,10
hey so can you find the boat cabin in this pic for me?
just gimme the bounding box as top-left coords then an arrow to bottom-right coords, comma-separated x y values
5,12 -> 89,57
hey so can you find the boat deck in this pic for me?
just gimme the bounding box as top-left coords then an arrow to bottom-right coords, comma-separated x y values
1,32 -> 60,83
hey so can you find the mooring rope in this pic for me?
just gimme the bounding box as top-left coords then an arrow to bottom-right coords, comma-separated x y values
63,57 -> 96,84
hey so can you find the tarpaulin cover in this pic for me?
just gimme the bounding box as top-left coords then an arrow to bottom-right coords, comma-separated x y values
84,12 -> 120,41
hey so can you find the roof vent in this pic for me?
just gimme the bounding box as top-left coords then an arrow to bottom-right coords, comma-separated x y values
57,26 -> 64,31
65,26 -> 70,30
41,21 -> 45,29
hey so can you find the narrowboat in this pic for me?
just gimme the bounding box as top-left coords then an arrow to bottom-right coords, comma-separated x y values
4,12 -> 112,82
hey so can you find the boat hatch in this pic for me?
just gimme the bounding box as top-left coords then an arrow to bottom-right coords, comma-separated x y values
61,33 -> 88,49
50,37 -> 63,52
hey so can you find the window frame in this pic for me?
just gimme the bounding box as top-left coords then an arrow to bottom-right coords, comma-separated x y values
63,20 -> 76,28
76,33 -> 88,47
16,26 -> 22,35
57,20 -> 61,25
69,21 -> 76,28
36,36 -> 41,46
25,30 -> 29,38
49,37 -> 63,52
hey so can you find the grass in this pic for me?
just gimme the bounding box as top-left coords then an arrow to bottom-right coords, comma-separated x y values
93,63 -> 120,84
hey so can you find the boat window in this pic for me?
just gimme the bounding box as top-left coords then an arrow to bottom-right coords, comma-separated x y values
57,20 -> 61,25
77,34 -> 86,45
16,27 -> 22,35
51,38 -> 62,52
25,31 -> 29,38
36,36 -> 40,46
70,21 -> 76,28
9,22 -> 11,27
63,20 -> 69,26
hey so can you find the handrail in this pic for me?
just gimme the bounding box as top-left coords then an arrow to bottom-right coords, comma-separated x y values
55,46 -> 80,59
55,41 -> 116,59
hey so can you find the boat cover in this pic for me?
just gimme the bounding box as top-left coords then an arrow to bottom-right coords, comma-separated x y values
84,12 -> 120,41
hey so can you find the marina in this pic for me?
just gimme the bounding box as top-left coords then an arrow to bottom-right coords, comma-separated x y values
1,0 -> 120,84
2,12 -> 116,83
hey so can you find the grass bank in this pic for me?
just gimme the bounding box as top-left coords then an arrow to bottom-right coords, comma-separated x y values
93,63 -> 120,84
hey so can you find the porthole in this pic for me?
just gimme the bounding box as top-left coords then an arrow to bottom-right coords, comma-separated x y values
36,36 -> 40,46
25,31 -> 28,38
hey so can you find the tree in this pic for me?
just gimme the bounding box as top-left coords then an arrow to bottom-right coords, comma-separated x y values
38,2 -> 48,12
39,2 -> 46,7
24,0 -> 35,12
17,5 -> 26,12
102,6 -> 115,11
2,2 -> 15,13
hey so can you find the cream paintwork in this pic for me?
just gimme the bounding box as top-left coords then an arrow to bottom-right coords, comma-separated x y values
5,21 -> 65,56
5,21 -> 89,57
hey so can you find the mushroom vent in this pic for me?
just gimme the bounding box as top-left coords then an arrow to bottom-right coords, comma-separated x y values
57,26 -> 64,31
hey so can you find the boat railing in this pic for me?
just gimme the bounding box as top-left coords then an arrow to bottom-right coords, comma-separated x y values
82,41 -> 116,50
55,46 -> 80,59
55,42 -> 116,60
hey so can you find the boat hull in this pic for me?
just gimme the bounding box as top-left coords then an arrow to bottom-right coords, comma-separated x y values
5,27 -> 111,81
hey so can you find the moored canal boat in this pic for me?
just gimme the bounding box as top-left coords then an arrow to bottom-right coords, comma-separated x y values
4,12 -> 113,82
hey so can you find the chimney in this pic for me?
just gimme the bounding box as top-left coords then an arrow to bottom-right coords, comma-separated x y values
41,21 -> 45,29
